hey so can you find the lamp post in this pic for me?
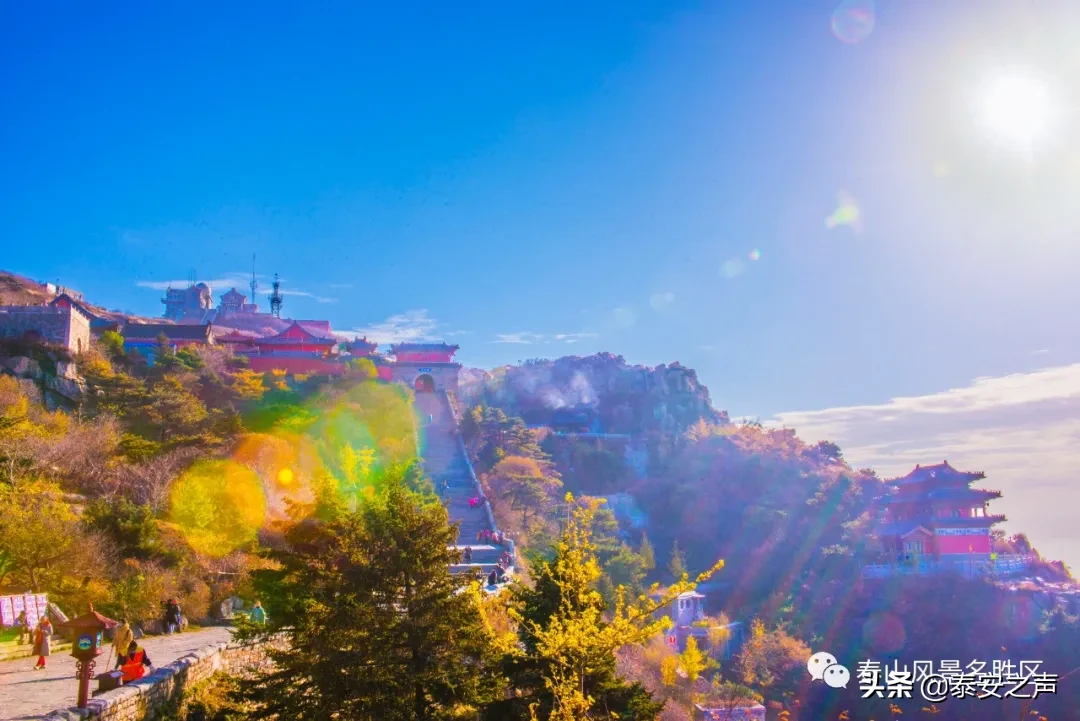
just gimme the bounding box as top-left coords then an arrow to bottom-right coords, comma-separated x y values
55,604 -> 118,708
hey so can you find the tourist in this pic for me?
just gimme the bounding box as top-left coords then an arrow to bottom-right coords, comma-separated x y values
31,615 -> 52,670
463,546 -> 473,563
163,598 -> 182,635
16,610 -> 27,645
121,640 -> 152,683
112,619 -> 134,668
251,601 -> 267,625
487,568 -> 499,586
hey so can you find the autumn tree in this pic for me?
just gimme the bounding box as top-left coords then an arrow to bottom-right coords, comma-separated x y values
491,494 -> 724,720
235,465 -> 504,720
736,619 -> 811,703
0,376 -> 70,486
489,455 -> 561,528
143,375 -> 210,443
0,480 -> 111,596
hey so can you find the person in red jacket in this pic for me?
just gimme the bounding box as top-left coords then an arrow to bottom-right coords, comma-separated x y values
120,641 -> 152,683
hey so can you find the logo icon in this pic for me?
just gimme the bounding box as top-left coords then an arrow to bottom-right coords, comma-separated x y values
824,663 -> 851,688
807,650 -> 851,689
807,651 -> 838,681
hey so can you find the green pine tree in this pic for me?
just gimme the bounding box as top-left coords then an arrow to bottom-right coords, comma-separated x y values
234,464 -> 504,720
639,532 -> 656,572
668,539 -> 687,581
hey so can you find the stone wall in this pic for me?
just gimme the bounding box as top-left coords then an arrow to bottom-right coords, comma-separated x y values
42,636 -> 285,721
0,306 -> 91,354
391,362 -> 460,393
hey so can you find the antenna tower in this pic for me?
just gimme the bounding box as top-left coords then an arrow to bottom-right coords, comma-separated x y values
250,254 -> 258,302
270,273 -> 283,318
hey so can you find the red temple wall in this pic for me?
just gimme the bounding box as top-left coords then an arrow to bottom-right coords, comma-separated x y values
257,343 -> 331,353
377,366 -> 392,381
395,352 -> 453,363
247,357 -> 347,376
936,533 -> 991,554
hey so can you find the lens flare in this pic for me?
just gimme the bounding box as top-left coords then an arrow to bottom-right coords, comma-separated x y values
825,191 -> 863,233
277,468 -> 295,485
831,0 -> 875,45
748,249 -> 761,261
721,258 -> 745,279
169,460 -> 267,557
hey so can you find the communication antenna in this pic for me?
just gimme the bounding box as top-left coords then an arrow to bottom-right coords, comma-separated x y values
270,273 -> 283,318
250,254 -> 258,301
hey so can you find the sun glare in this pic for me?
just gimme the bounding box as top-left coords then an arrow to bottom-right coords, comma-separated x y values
979,73 -> 1051,147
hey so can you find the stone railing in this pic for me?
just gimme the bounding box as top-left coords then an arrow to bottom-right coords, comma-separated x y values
862,554 -> 1035,579
43,635 -> 285,721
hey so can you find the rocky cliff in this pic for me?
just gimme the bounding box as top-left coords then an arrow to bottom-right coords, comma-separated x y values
459,353 -> 725,435
0,345 -> 85,409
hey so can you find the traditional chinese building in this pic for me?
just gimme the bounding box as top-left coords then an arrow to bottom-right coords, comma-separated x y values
254,321 -> 337,355
877,461 -> 1004,563
217,329 -> 258,352
346,337 -> 378,356
121,323 -> 216,364
388,342 -> 461,393
49,294 -> 116,334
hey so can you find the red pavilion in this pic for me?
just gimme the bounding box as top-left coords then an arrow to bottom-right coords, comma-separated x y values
877,461 -> 1004,563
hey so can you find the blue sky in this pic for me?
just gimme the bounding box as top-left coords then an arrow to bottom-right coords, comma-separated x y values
3,2 -> 1080,561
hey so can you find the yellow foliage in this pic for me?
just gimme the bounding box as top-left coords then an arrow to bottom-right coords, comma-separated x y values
661,655 -> 678,687
169,460 -> 267,557
515,493 -> 724,720
270,368 -> 288,377
231,369 -> 266,400
679,635 -> 710,683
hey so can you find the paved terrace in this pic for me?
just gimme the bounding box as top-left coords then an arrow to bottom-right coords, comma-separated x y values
0,627 -> 232,721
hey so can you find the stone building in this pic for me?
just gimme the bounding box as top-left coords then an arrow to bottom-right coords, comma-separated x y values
161,282 -> 214,321
0,304 -> 91,354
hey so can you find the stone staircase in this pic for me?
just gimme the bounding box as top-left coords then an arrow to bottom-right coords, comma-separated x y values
413,391 -> 510,578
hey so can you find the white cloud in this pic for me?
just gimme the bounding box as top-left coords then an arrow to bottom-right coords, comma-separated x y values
650,292 -> 675,310
493,332 -> 598,345
494,332 -> 545,345
768,363 -> 1080,569
554,332 -> 598,344
350,309 -> 438,344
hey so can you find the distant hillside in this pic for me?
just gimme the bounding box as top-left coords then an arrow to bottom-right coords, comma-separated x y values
459,353 -> 725,435
0,270 -> 158,325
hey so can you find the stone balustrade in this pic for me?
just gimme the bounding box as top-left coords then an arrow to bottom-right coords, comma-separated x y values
41,636 -> 284,721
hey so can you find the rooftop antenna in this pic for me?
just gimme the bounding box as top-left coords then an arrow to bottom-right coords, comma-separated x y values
270,273 -> 283,318
250,254 -> 258,301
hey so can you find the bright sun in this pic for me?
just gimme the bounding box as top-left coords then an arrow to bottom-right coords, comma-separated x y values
979,73 -> 1051,146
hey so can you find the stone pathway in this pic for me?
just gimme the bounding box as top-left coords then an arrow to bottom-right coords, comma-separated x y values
0,627 -> 232,721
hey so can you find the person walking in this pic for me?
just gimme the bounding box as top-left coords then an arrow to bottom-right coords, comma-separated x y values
112,619 -> 134,668
250,601 -> 267,625
163,599 -> 182,634
120,640 -> 152,683
16,610 -> 28,645
31,616 -> 52,670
